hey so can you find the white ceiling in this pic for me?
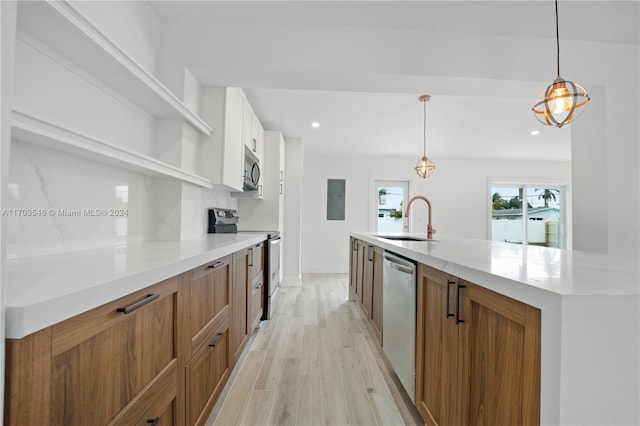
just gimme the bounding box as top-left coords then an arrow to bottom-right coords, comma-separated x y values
243,88 -> 570,159
151,1 -> 638,161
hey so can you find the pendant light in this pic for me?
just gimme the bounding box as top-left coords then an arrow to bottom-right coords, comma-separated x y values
415,95 -> 435,178
532,0 -> 589,128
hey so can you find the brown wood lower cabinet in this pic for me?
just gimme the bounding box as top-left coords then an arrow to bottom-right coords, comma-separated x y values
370,246 -> 384,343
4,242 -> 267,426
185,323 -> 231,425
349,240 -> 383,345
4,277 -> 179,426
248,242 -> 264,331
348,237 -> 358,300
355,239 -> 366,302
180,255 -> 232,426
416,264 -> 541,426
231,249 -> 249,364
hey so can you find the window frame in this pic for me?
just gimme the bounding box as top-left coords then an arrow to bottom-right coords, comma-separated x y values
488,179 -> 571,249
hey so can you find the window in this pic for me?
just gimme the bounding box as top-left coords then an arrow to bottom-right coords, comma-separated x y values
374,180 -> 409,233
491,184 -> 566,248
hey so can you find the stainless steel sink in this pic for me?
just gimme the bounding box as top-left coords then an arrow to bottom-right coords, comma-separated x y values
377,235 -> 438,242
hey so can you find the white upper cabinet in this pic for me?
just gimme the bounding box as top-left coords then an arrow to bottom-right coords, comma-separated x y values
242,93 -> 264,165
198,87 -> 244,191
233,90 -> 265,198
237,131 -> 286,230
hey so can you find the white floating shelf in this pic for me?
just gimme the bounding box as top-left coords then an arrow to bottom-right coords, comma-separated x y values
16,0 -> 213,136
12,109 -> 214,189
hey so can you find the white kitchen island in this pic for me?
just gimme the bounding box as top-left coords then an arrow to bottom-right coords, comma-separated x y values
352,232 -> 639,426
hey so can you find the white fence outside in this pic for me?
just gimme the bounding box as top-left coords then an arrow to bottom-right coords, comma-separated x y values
492,220 -> 559,247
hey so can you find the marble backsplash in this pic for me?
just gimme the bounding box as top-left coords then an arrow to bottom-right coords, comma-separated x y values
7,140 -> 173,258
7,140 -> 241,258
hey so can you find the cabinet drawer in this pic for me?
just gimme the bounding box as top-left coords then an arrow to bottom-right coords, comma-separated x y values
248,243 -> 263,281
184,255 -> 232,356
50,278 -> 178,425
111,359 -> 178,426
185,322 -> 231,426
51,277 -> 178,356
249,275 -> 263,331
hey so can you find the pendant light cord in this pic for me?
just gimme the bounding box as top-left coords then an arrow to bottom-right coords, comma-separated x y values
555,0 -> 560,77
423,99 -> 427,157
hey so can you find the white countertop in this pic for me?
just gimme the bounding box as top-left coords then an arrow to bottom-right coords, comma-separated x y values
353,232 -> 640,308
5,233 -> 267,338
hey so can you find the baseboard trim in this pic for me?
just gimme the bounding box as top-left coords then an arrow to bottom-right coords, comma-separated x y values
281,276 -> 301,287
302,266 -> 349,274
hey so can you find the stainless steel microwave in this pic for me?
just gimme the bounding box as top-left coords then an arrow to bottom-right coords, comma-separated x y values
244,156 -> 260,191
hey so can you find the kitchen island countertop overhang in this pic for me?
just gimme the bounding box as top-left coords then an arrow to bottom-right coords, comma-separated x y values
5,233 -> 268,339
354,232 -> 639,304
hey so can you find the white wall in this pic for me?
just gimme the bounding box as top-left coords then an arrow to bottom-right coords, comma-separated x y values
69,0 -> 161,75
0,1 -> 17,418
162,16 -> 639,260
283,137 -> 303,285
302,154 -> 570,273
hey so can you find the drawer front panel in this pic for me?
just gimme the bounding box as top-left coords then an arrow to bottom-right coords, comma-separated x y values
189,256 -> 231,353
185,325 -> 231,425
51,286 -> 177,425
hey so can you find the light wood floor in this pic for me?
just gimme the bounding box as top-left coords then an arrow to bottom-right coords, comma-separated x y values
207,273 -> 423,426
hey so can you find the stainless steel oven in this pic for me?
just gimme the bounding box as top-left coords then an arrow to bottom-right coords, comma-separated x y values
207,207 -> 281,320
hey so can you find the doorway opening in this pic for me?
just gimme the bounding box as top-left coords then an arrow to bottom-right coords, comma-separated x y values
374,180 -> 409,233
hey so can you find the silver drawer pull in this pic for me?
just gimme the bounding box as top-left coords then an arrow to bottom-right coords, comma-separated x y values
117,293 -> 159,314
208,261 -> 225,270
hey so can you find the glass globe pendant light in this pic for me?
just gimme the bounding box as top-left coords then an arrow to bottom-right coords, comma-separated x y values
532,0 -> 589,128
415,95 -> 435,178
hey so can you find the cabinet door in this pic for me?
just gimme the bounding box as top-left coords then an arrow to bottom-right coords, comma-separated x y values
50,278 -> 178,426
252,113 -> 264,162
416,265 -> 461,426
249,274 -> 264,331
243,99 -> 256,154
349,238 -> 358,300
355,241 -> 365,301
185,325 -> 231,426
248,242 -> 264,282
231,249 -> 249,364
223,88 -> 245,191
183,256 -> 232,358
361,244 -> 374,318
247,243 -> 264,330
370,246 -> 384,344
460,281 -> 541,426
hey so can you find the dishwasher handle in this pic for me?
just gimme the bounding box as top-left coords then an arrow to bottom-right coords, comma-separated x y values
383,253 -> 415,275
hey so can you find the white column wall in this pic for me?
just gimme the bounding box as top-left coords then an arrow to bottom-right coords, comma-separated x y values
571,86 -> 608,253
283,137 -> 303,286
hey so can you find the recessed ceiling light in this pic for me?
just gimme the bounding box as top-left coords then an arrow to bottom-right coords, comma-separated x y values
531,130 -> 540,135
311,122 -> 320,128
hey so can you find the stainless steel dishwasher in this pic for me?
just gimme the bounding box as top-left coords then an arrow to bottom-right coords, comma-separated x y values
382,251 -> 417,403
